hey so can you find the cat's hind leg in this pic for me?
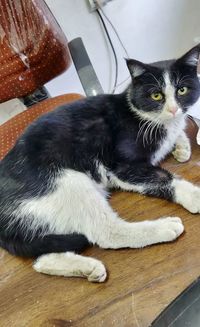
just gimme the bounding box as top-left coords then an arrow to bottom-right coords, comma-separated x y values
33,252 -> 106,283
31,170 -> 183,281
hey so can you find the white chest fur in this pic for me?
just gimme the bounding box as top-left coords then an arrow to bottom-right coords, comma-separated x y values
151,116 -> 186,165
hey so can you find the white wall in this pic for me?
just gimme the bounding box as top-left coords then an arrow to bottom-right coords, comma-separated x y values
45,0 -> 200,119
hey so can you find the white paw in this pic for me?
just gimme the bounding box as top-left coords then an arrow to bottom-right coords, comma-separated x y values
172,143 -> 191,163
86,259 -> 107,283
173,179 -> 200,214
33,253 -> 107,283
180,188 -> 200,214
150,217 -> 184,243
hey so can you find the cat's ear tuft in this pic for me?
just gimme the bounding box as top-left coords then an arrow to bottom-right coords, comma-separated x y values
177,44 -> 200,67
125,58 -> 146,78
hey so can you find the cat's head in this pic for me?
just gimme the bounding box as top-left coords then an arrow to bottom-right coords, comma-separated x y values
126,45 -> 200,124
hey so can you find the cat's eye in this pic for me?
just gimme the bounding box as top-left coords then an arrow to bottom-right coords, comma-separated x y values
151,93 -> 163,101
177,87 -> 188,96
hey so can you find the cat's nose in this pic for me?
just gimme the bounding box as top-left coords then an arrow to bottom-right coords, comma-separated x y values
168,107 -> 178,116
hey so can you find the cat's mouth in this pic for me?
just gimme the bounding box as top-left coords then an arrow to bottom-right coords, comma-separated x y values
161,108 -> 183,122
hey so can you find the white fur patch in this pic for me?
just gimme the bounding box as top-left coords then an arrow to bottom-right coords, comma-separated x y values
13,169 -> 109,238
185,56 -> 199,66
151,115 -> 186,165
172,179 -> 200,213
162,72 -> 181,119
108,173 -> 145,193
131,66 -> 145,78
96,160 -> 109,187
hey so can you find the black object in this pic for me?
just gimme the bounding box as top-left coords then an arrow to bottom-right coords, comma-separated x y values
151,276 -> 200,327
69,37 -> 104,96
22,86 -> 50,107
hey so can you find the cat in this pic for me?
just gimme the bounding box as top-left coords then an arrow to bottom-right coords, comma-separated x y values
0,45 -> 200,283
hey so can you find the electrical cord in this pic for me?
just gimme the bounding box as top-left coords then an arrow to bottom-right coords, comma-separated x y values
96,9 -> 118,94
98,7 -> 130,58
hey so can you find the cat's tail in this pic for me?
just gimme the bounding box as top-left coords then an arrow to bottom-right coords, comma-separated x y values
0,233 -> 90,257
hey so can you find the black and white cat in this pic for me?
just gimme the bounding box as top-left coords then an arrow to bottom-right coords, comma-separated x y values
0,45 -> 200,282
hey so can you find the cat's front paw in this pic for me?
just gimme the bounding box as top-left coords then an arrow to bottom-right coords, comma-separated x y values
137,217 -> 184,247
173,179 -> 200,213
172,142 -> 191,163
150,217 -> 184,244
86,259 -> 107,283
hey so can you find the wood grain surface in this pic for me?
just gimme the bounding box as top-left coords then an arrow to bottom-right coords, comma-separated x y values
0,122 -> 200,327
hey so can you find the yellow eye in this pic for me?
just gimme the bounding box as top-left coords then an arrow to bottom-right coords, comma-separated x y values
177,87 -> 188,96
151,93 -> 163,101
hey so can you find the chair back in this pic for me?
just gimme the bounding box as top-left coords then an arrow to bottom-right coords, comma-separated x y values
0,0 -> 71,103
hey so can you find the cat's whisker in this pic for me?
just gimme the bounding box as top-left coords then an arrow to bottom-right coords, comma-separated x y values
146,124 -> 153,144
171,70 -> 180,85
155,121 -> 160,141
136,120 -> 150,142
137,118 -> 152,139
143,124 -> 151,145
144,117 -> 162,145
178,74 -> 191,84
149,120 -> 160,144
141,120 -> 153,146
147,73 -> 162,89
137,125 -> 148,143
142,122 -> 149,146
149,122 -> 157,143
145,83 -> 159,87
143,120 -> 156,146
142,121 -> 150,145
155,120 -> 162,141
148,86 -> 159,93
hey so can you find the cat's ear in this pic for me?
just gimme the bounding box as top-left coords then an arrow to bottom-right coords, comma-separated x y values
177,44 -> 200,67
125,58 -> 147,78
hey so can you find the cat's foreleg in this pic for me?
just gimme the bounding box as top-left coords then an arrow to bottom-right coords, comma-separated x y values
110,164 -> 200,214
93,214 -> 184,249
69,179 -> 184,249
33,252 -> 107,283
172,130 -> 191,162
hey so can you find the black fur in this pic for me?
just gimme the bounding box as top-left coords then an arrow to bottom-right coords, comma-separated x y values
0,45 -> 199,258
0,234 -> 89,257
